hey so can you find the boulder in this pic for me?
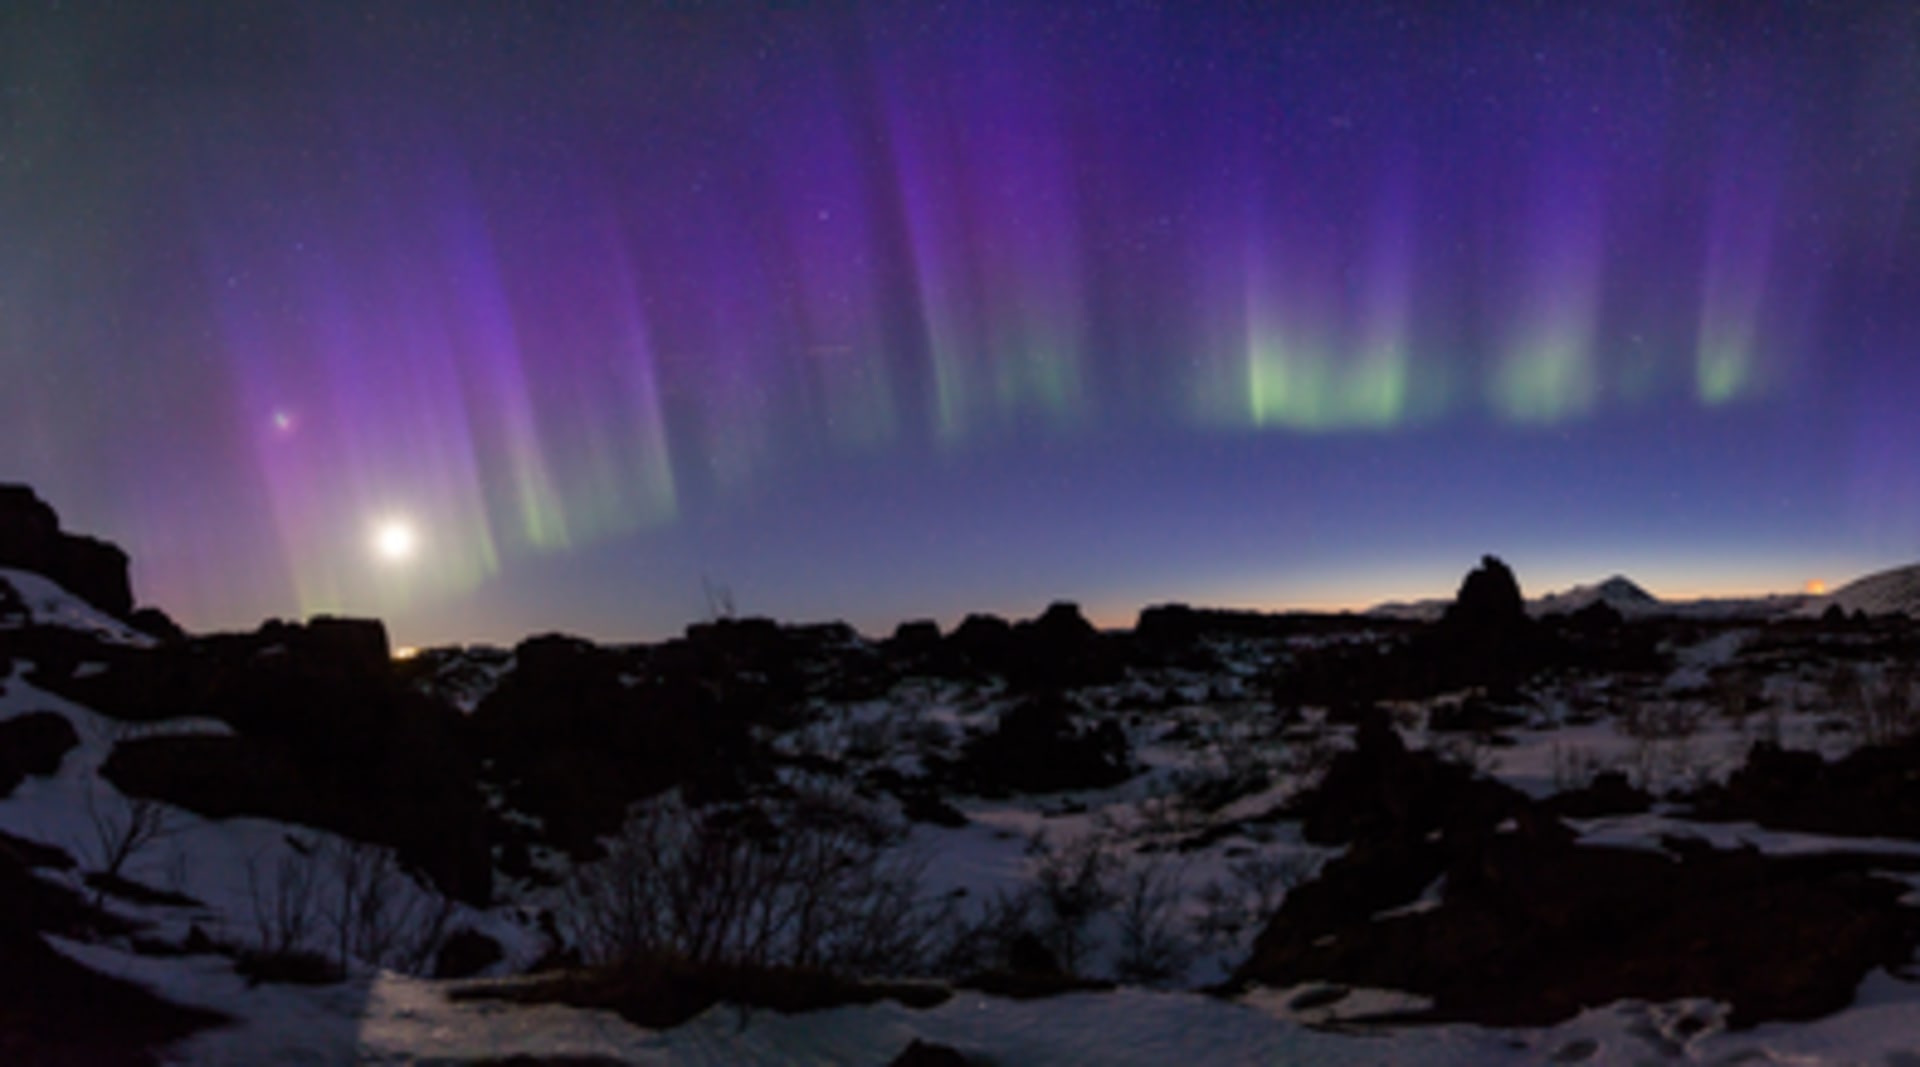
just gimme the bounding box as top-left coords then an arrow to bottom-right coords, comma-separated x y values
0,485 -> 134,617
0,711 -> 78,796
1238,833 -> 1920,1028
433,928 -> 505,979
891,1040 -> 977,1067
951,694 -> 1132,794
886,619 -> 943,659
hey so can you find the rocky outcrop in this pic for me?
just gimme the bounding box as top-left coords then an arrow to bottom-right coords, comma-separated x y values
1688,737 -> 1920,841
935,603 -> 1121,690
0,843 -> 226,1062
95,617 -> 492,903
472,632 -> 767,860
0,484 -> 134,617
0,711 -> 79,797
1241,713 -> 1920,1028
948,693 -> 1132,795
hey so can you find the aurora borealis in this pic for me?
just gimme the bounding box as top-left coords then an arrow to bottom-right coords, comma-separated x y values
2,2 -> 1917,644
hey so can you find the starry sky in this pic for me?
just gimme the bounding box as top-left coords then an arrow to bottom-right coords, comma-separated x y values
2,1 -> 1917,646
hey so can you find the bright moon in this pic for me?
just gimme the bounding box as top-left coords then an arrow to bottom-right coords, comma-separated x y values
372,519 -> 418,563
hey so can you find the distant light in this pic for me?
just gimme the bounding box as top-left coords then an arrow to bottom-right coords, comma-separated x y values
1805,579 -> 1827,595
393,645 -> 419,661
372,518 -> 418,563
270,409 -> 297,435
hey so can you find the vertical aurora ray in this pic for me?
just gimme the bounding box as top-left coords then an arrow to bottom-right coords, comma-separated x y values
872,14 -> 1087,447
425,177 -> 574,554
1200,151 -> 1427,435
1490,151 -> 1607,425
1695,145 -> 1783,407
747,63 -> 903,454
8,2 -> 1914,644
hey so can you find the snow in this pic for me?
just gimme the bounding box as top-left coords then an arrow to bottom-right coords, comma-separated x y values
13,601 -> 1920,1064
1805,562 -> 1920,619
0,566 -> 155,646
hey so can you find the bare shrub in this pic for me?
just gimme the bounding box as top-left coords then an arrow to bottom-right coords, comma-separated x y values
1715,670 -> 1763,727
245,837 -> 453,975
1617,696 -> 1705,741
1852,665 -> 1920,747
83,787 -> 172,879
1280,730 -> 1343,789
1549,743 -> 1608,792
1430,731 -> 1499,776
246,846 -> 322,957
1025,826 -> 1119,976
1823,663 -> 1865,717
1193,849 -> 1317,952
1112,857 -> 1190,985
322,838 -> 456,975
562,787 -> 934,978
931,887 -> 1034,977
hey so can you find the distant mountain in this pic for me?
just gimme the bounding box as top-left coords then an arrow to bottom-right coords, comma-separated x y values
1532,575 -> 1660,617
1804,563 -> 1920,619
1370,573 -> 1809,623
1370,574 -> 1661,622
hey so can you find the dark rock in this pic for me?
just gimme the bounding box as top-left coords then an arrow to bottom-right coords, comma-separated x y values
1426,696 -> 1528,734
1289,708 -> 1539,847
1687,737 -> 1920,843
183,924 -> 216,954
473,632 -> 765,859
897,789 -> 969,828
0,710 -> 79,796
1563,600 -> 1624,633
302,615 -> 391,674
887,619 -> 943,657
434,928 -> 506,979
890,1039 -> 976,1067
952,694 -> 1132,794
0,484 -> 134,617
1008,931 -> 1062,976
0,844 -> 226,1060
1543,770 -> 1653,819
103,700 -> 492,906
1443,555 -> 1526,630
1030,600 -> 1096,643
947,613 -> 1015,669
1245,726 -> 1920,1029
1273,557 -> 1591,707
235,947 -> 345,986
127,606 -> 187,643
1238,834 -> 1920,1028
1005,602 -> 1121,690
0,827 -> 76,870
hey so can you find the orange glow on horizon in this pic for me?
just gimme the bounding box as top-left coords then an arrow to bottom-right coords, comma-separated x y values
1805,579 -> 1827,595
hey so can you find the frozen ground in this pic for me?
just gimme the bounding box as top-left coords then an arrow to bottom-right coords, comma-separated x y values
8,570 -> 1920,1064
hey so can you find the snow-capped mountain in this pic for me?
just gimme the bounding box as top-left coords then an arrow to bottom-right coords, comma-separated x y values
1804,563 -> 1920,619
1372,573 -> 1812,623
1531,575 -> 1660,617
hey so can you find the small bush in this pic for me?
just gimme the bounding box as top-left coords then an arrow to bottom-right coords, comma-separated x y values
561,786 -> 936,978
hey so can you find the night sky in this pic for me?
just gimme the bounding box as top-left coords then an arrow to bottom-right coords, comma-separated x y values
3,2 -> 1917,646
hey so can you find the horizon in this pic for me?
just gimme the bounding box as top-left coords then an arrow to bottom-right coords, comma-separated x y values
5,2 -> 1916,649
133,550 -> 1878,650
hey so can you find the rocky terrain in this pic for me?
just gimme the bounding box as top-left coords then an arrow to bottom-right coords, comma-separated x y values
8,485 -> 1920,1064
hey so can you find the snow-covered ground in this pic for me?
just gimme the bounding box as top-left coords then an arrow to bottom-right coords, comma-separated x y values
9,570 -> 1920,1065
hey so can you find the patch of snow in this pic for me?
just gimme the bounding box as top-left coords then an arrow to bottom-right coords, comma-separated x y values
0,567 -> 155,646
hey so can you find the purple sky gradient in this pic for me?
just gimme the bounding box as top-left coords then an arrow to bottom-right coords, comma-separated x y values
2,2 -> 1916,644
